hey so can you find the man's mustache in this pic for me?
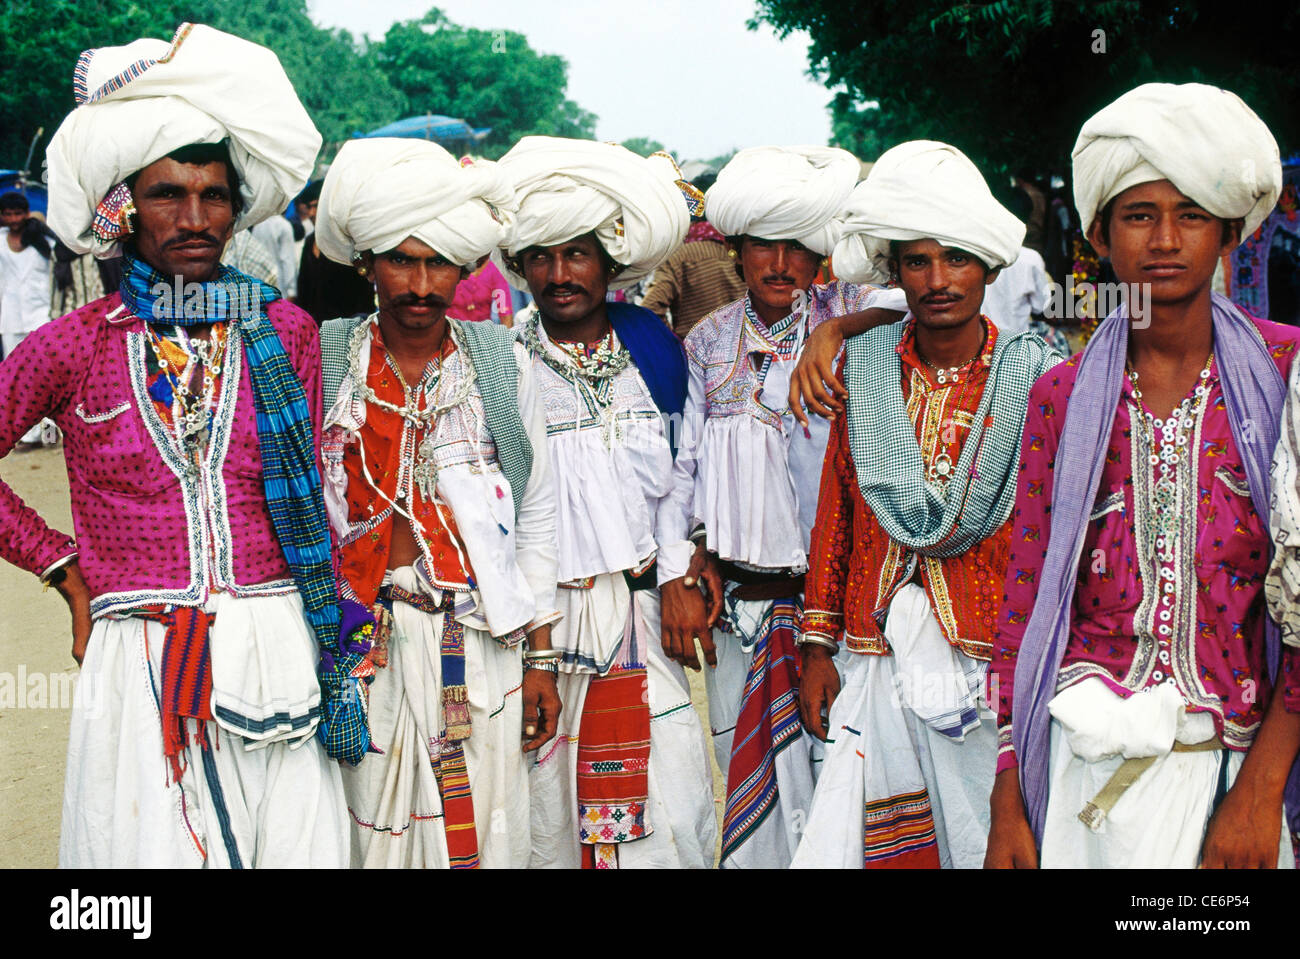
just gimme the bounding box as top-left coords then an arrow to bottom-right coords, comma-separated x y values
164,231 -> 222,249
762,274 -> 797,284
543,284 -> 587,298
392,293 -> 450,309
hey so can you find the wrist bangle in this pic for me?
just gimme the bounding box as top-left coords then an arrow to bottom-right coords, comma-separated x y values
42,566 -> 69,592
525,659 -> 559,675
522,648 -> 562,661
797,633 -> 838,652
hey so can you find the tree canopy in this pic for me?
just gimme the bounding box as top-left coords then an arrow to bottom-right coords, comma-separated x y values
751,0 -> 1300,180
372,9 -> 596,159
0,0 -> 596,172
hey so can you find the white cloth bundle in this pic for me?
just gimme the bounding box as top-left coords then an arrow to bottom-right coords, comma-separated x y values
315,138 -> 517,268
46,23 -> 321,257
832,140 -> 1024,285
496,136 -> 691,290
704,145 -> 860,256
1072,82 -> 1281,240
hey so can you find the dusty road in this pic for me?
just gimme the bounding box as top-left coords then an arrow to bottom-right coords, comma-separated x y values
0,445 -> 78,868
0,445 -> 725,868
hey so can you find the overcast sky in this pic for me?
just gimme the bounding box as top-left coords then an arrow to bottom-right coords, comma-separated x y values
306,0 -> 834,160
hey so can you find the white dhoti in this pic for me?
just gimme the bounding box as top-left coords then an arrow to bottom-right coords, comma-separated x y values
529,575 -> 716,868
340,566 -> 530,868
792,585 -> 996,869
1040,677 -> 1294,868
59,591 -> 349,868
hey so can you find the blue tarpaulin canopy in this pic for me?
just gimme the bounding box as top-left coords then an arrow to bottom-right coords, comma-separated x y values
0,170 -> 47,214
358,115 -> 491,148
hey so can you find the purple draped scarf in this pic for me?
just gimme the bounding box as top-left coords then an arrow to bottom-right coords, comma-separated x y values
1012,291 -> 1300,844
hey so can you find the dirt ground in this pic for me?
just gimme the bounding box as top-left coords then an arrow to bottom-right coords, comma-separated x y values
0,445 -> 725,868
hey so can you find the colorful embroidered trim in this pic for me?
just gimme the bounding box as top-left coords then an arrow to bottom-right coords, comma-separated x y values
863,788 -> 941,868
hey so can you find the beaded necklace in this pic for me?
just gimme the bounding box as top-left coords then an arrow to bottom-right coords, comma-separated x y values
145,322 -> 230,461
1127,351 -> 1215,565
521,318 -> 631,403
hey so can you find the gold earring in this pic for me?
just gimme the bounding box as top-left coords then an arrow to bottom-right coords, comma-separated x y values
727,249 -> 737,259
821,258 -> 829,269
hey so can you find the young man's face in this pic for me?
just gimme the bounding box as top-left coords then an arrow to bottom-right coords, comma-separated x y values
891,238 -> 994,331
131,156 -> 237,284
367,236 -> 464,333
1088,178 -> 1239,306
0,207 -> 27,232
298,199 -> 318,225
739,236 -> 821,317
521,232 -> 609,327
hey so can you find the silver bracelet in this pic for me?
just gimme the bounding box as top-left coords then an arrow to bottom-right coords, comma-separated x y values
522,648 -> 563,661
524,659 -> 559,675
797,633 -> 839,652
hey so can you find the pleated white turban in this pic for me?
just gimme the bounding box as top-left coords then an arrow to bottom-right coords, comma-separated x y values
704,146 -> 860,256
1073,82 -> 1281,241
496,136 -> 693,290
832,140 -> 1025,284
315,138 -> 517,269
46,24 -> 321,257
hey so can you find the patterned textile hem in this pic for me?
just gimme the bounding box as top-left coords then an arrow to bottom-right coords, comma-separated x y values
863,788 -> 941,868
579,801 -> 649,844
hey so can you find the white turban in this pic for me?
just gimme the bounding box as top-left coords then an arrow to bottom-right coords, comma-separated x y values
704,146 -> 860,256
315,139 -> 516,269
831,140 -> 1025,285
496,136 -> 692,290
1073,82 -> 1281,241
46,23 -> 321,257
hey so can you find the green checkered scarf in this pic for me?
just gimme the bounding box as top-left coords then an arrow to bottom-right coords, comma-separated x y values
844,319 -> 1059,558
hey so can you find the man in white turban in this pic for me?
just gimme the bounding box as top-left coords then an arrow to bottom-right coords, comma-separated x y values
495,136 -> 717,869
655,144 -> 906,868
0,23 -> 363,868
781,140 -> 1059,869
987,82 -> 1300,870
314,137 -> 562,869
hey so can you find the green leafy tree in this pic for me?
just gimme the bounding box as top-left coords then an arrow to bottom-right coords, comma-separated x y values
0,0 -> 192,167
620,137 -> 669,157
751,1 -> 1300,179
373,8 -> 597,159
0,0 -> 400,173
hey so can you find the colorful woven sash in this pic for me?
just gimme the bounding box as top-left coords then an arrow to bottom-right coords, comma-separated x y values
721,596 -> 804,863
576,612 -> 651,869
134,605 -> 216,785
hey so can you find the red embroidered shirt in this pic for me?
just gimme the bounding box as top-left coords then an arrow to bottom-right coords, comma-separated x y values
802,318 -> 1011,660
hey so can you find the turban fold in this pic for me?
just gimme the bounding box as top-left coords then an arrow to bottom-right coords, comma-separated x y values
1073,82 -> 1281,241
832,140 -> 1025,285
315,138 -> 516,269
496,136 -> 694,290
704,146 -> 860,256
46,23 -> 321,258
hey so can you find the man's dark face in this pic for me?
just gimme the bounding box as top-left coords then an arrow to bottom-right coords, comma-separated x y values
299,199 -> 318,225
0,207 -> 27,233
520,233 -> 610,327
891,238 -> 993,332
367,236 -> 464,333
1088,179 -> 1238,308
131,156 -> 236,284
739,236 -> 821,318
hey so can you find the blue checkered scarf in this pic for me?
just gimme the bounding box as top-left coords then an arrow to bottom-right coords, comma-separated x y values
120,254 -> 372,764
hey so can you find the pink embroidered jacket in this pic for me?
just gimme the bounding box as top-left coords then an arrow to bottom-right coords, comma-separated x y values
991,320 -> 1300,773
0,292 -> 322,617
